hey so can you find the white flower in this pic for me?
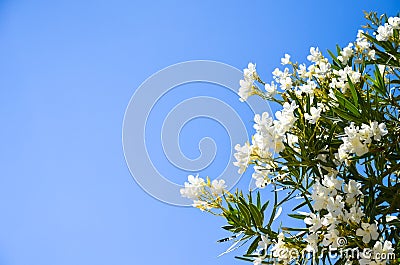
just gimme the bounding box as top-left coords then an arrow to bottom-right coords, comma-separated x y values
368,49 -> 376,60
322,229 -> 341,247
271,233 -> 286,253
375,23 -> 393,41
272,67 -> 283,79
369,121 -> 388,141
389,16 -> 400,29
327,195 -> 345,217
348,137 -> 368,156
252,112 -> 287,155
244,62 -> 257,81
233,142 -> 252,173
254,112 -> 273,132
211,179 -> 227,195
356,222 -> 379,244
336,148 -> 349,164
258,234 -> 270,250
311,183 -> 329,211
238,63 -> 259,101
305,233 -> 319,252
192,200 -> 211,211
272,67 -> 292,90
338,43 -> 354,64
322,212 -> 340,228
315,61 -> 331,77
279,76 -> 293,90
180,174 -> 206,200
239,79 -> 253,102
298,79 -> 317,95
356,30 -> 372,52
304,106 -> 322,124
345,205 -> 364,224
344,179 -> 362,205
274,101 -> 298,133
322,175 -> 342,194
265,81 -> 277,97
286,133 -> 299,152
373,240 -> 394,262
252,169 -> 271,189
338,122 -> 372,162
334,66 -> 361,88
281,54 -> 291,65
298,64 -> 308,78
271,233 -> 293,263
304,213 -> 323,233
359,123 -> 374,144
307,47 -> 323,63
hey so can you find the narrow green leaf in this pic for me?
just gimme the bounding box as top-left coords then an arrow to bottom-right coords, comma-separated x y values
288,214 -> 307,220
334,90 -> 361,117
246,236 -> 261,254
347,75 -> 359,108
249,203 -> 263,228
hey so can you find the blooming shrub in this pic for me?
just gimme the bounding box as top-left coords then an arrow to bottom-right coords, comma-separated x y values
181,12 -> 400,264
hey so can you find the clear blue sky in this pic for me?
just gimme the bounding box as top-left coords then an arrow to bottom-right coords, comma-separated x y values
0,1 -> 399,265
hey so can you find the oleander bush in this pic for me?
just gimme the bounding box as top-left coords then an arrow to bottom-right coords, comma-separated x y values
181,12 -> 400,265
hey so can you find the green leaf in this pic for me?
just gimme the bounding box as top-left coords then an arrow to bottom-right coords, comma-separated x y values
221,225 -> 235,231
347,75 -> 359,108
372,65 -> 387,96
235,256 -> 255,262
327,49 -> 342,67
332,107 -> 359,122
334,90 -> 361,117
237,201 -> 251,226
256,191 -> 261,209
249,203 -> 263,228
261,200 -> 270,213
288,214 -> 307,220
292,200 -> 308,211
246,236 -> 261,254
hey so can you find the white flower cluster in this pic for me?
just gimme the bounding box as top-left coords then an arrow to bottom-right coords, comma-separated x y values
298,174 -> 396,265
375,16 -> 400,41
234,101 -> 298,188
331,66 -> 361,92
254,232 -> 296,265
239,63 -> 258,102
233,142 -> 252,174
270,232 -> 293,263
304,175 -> 366,248
337,43 -> 354,64
238,15 -> 398,265
273,66 -> 292,90
355,30 -> 376,60
304,105 -> 324,124
336,121 -> 388,163
180,175 -> 227,209
180,174 -> 205,200
305,47 -> 332,80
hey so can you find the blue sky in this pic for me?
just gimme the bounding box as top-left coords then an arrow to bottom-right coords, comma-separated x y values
0,1 -> 399,265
